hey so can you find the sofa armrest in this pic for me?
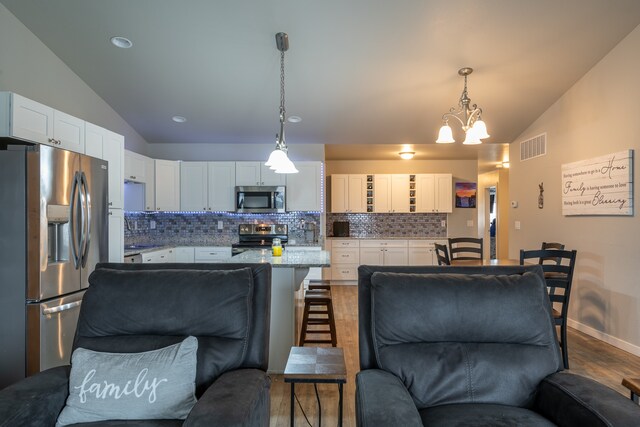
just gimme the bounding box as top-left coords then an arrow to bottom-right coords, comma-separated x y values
534,372 -> 640,426
0,366 -> 70,427
356,369 -> 422,427
184,368 -> 270,427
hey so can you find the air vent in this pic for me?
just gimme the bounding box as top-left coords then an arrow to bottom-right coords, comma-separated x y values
520,133 -> 546,161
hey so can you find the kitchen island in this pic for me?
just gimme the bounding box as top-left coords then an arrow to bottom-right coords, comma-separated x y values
222,249 -> 331,373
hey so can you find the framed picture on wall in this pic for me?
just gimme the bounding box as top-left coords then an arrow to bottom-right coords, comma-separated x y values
455,182 -> 477,208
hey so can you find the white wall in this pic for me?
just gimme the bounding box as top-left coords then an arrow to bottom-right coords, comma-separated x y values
509,24 -> 640,354
0,5 -> 149,153
326,160 -> 478,237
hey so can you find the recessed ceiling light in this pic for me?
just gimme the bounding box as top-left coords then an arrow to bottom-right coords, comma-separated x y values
110,36 -> 133,49
172,116 -> 187,123
287,116 -> 302,123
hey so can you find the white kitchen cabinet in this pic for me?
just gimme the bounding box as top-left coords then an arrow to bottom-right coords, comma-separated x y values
235,161 -> 285,186
359,240 -> 408,265
408,240 -> 435,266
144,156 -> 155,211
142,248 -> 174,263
0,92 -> 84,153
180,161 -> 235,212
124,150 -> 147,183
330,174 -> 367,213
175,247 -> 195,263
415,174 -> 453,213
208,162 -> 236,211
180,161 -> 208,211
194,247 -> 232,262
330,239 -> 360,280
155,159 -> 180,211
85,122 -> 125,209
374,174 -> 410,213
286,161 -> 322,211
108,208 -> 124,262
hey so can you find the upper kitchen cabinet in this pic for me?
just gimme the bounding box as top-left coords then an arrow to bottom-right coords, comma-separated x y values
330,174 -> 368,213
286,162 -> 322,211
144,156 -> 155,211
180,161 -> 235,212
235,161 -> 286,186
124,150 -> 147,183
85,123 -> 125,209
155,159 -> 180,211
415,173 -> 453,213
373,174 -> 410,213
0,92 -> 85,153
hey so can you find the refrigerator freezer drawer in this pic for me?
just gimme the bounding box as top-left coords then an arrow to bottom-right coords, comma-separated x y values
26,290 -> 85,376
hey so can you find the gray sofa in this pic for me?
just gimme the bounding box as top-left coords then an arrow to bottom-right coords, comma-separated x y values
0,263 -> 272,427
356,265 -> 640,426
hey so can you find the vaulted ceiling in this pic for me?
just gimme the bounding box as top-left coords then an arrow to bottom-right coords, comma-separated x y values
3,0 -> 640,166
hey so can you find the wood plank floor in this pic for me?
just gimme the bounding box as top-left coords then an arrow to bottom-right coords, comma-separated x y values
269,285 -> 640,426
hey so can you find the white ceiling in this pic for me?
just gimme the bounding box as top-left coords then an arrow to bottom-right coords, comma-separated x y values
2,0 -> 640,167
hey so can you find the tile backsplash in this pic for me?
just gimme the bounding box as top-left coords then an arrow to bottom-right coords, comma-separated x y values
124,212 -> 322,246
326,213 -> 447,238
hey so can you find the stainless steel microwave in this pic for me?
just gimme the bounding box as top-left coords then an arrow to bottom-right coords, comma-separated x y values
235,186 -> 286,213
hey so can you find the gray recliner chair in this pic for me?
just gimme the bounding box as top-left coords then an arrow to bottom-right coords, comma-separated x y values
0,263 -> 272,426
356,265 -> 640,426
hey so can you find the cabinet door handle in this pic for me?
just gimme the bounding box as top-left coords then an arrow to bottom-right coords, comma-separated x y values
108,201 -> 113,206
108,211 -> 113,216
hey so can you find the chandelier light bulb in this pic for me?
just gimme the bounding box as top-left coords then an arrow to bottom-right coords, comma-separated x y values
265,145 -> 288,169
274,156 -> 299,174
463,128 -> 482,145
471,119 -> 490,139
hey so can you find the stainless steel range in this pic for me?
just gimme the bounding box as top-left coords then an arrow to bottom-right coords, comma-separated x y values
232,224 -> 288,256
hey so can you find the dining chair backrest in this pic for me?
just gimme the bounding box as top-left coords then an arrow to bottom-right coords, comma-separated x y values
434,243 -> 451,265
520,248 -> 577,368
540,242 -> 565,265
448,237 -> 483,261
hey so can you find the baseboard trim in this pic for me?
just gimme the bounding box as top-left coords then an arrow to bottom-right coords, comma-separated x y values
568,318 -> 640,357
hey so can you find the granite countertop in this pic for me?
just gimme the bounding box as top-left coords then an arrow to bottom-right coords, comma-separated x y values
227,249 -> 330,268
124,245 -> 173,256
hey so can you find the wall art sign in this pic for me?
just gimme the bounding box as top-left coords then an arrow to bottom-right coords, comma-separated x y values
455,182 -> 477,208
561,150 -> 633,216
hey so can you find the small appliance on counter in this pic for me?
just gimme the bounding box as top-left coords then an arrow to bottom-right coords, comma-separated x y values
333,221 -> 350,237
232,224 -> 288,256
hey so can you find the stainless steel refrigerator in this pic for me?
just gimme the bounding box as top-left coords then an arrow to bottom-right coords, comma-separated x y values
0,143 -> 108,389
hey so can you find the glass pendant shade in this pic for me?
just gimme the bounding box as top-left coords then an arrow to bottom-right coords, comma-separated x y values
436,124 -> 455,143
463,128 -> 482,145
265,147 -> 288,169
274,156 -> 298,174
471,119 -> 490,139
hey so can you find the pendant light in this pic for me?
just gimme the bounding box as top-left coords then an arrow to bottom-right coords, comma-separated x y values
265,32 -> 298,174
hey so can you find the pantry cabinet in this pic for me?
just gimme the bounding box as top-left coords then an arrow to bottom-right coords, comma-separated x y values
85,123 -> 125,209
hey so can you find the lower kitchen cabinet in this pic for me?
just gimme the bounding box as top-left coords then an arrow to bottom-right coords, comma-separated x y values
330,239 -> 360,280
360,240 -> 408,265
175,247 -> 195,263
142,248 -> 175,263
194,247 -> 231,262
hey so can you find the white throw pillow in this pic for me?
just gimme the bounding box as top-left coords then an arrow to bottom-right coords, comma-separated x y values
56,336 -> 198,426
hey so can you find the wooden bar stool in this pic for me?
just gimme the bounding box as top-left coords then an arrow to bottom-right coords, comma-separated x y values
622,377 -> 640,403
299,289 -> 337,347
308,279 -> 331,290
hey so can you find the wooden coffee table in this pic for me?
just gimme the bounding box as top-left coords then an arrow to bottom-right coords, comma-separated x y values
622,377 -> 640,403
284,346 -> 347,426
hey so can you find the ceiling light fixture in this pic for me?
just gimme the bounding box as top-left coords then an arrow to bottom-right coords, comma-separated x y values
265,32 -> 298,174
172,116 -> 186,123
110,36 -> 133,49
436,67 -> 489,145
399,151 -> 415,160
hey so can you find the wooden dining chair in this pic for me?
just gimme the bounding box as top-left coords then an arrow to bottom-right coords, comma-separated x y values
520,248 -> 577,369
540,242 -> 565,265
434,243 -> 451,265
448,237 -> 483,261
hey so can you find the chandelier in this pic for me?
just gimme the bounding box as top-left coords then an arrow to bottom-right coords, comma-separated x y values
436,67 -> 489,145
265,32 -> 298,174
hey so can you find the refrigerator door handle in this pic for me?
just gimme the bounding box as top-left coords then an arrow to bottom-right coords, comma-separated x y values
42,300 -> 82,315
69,172 -> 81,269
80,172 -> 91,267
